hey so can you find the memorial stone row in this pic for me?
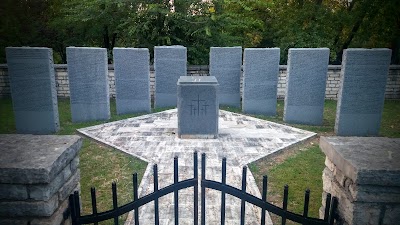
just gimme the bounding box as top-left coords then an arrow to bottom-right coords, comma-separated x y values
5,46 -> 391,136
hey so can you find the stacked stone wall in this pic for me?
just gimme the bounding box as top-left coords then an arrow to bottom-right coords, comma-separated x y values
0,64 -> 399,100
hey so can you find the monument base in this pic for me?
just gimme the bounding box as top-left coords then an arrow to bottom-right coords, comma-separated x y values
177,76 -> 219,139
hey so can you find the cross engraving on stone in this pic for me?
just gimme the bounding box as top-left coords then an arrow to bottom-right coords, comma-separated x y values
189,95 -> 208,116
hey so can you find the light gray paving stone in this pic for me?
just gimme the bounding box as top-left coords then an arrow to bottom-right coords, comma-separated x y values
79,109 -> 315,225
209,47 -> 242,107
335,48 -> 392,136
154,46 -> 187,108
67,47 -> 110,122
242,48 -> 280,115
113,48 -> 151,114
284,48 -> 330,125
5,47 -> 59,134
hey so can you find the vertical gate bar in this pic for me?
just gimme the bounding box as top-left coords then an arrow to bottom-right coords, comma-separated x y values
91,187 -> 98,225
194,152 -> 198,225
240,166 -> 247,225
328,197 -> 338,225
154,164 -> 159,225
73,191 -> 81,225
282,185 -> 288,225
174,157 -> 179,225
69,194 -> 77,225
323,193 -> 332,222
261,175 -> 268,225
303,189 -> 310,220
133,173 -> 139,225
201,153 -> 206,225
112,182 -> 119,225
221,157 -> 227,225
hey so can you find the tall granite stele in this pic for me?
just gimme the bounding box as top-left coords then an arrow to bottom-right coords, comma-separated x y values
242,48 -> 280,115
154,46 -> 187,108
283,48 -> 330,125
113,48 -> 151,114
209,47 -> 242,108
67,47 -> 110,122
5,47 -> 60,134
335,48 -> 392,136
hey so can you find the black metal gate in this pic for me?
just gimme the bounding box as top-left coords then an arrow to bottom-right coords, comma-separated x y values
68,152 -> 338,225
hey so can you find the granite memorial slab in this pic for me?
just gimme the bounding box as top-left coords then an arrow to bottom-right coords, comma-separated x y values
209,47 -> 242,107
5,47 -> 59,134
242,48 -> 280,115
177,76 -> 219,138
154,46 -> 187,108
66,47 -> 110,122
335,48 -> 392,136
113,48 -> 151,114
283,48 -> 330,125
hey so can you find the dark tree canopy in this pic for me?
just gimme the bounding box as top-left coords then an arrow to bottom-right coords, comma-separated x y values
1,0 -> 399,64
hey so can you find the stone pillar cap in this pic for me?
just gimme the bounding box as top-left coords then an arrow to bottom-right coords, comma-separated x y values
320,136 -> 400,186
0,134 -> 82,184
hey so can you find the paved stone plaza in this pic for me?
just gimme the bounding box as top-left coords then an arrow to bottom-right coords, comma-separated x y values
78,109 -> 316,224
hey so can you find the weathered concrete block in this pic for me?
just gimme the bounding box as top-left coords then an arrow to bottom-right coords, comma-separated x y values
58,170 -> 80,202
283,48 -> 329,125
242,48 -> 280,115
67,47 -> 110,122
335,48 -> 392,136
5,47 -> 59,134
177,76 -> 219,138
0,184 -> 28,200
383,205 -> 400,225
154,46 -> 187,108
0,134 -> 82,184
0,194 -> 58,217
28,163 -> 72,201
30,199 -> 70,225
113,48 -> 151,114
320,136 -> 400,186
209,47 -> 242,107
70,156 -> 79,173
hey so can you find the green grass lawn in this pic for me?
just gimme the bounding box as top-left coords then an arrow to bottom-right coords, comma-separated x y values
242,100 -> 400,224
1,98 -> 399,224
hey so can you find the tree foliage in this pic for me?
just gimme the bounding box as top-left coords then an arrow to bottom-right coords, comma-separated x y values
0,0 -> 399,64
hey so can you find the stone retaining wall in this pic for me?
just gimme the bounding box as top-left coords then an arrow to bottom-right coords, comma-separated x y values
0,134 -> 83,225
0,64 -> 399,100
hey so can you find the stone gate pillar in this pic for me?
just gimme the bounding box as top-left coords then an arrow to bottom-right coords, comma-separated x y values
0,135 -> 83,225
319,136 -> 400,225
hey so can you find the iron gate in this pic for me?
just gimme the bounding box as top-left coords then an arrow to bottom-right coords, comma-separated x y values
68,152 -> 338,225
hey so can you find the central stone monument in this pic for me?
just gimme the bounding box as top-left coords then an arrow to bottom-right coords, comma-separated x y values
177,76 -> 219,139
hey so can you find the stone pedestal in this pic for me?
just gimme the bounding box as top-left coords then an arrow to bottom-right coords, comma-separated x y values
0,134 -> 83,225
177,76 -> 219,138
320,136 -> 400,225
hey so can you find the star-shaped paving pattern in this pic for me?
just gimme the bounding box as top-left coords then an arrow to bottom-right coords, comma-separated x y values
78,109 -> 316,225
